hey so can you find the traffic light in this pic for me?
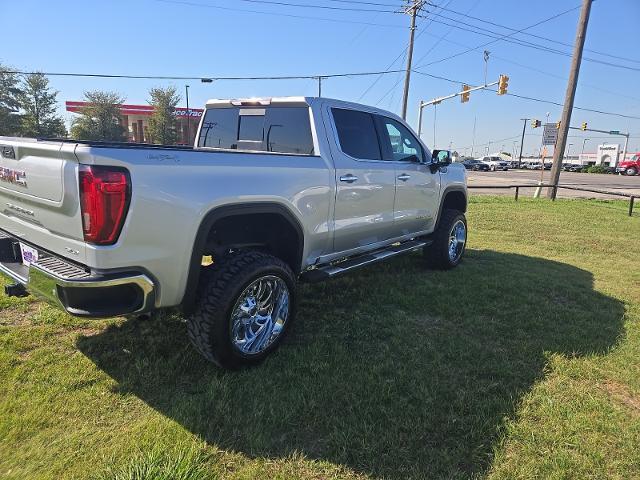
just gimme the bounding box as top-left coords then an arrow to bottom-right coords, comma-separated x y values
461,84 -> 470,103
531,119 -> 541,128
556,121 -> 562,129
497,74 -> 509,95
581,122 -> 588,131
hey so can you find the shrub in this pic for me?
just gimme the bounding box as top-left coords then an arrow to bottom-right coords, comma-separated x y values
585,165 -> 609,174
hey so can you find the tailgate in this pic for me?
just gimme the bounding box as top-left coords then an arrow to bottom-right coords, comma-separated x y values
0,138 -> 87,262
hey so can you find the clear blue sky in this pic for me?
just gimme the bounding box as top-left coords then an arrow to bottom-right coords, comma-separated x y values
2,0 -> 639,156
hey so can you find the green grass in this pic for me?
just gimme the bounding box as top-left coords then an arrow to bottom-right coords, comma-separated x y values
1,196 -> 639,479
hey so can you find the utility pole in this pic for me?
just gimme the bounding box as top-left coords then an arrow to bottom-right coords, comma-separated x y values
518,118 -> 529,168
621,132 -> 629,166
548,0 -> 592,199
471,116 -> 476,157
185,84 -> 191,145
401,0 -> 420,120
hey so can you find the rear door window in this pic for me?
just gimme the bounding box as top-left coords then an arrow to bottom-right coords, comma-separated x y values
331,108 -> 382,160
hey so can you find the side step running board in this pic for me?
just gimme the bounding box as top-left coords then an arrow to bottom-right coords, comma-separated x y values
301,239 -> 431,283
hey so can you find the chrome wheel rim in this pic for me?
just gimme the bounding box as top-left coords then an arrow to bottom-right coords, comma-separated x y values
448,219 -> 466,263
230,275 -> 290,356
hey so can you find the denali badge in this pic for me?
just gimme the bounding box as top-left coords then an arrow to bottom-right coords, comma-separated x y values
0,167 -> 27,187
6,203 -> 34,216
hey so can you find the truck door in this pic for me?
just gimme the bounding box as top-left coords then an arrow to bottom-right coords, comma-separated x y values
326,107 -> 397,253
375,114 -> 440,235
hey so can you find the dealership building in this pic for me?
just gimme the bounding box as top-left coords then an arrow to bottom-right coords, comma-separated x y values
65,101 -> 204,145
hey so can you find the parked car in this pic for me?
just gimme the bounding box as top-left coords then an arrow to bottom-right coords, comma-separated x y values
616,154 -> 640,175
565,164 -> 585,172
525,162 -> 542,170
0,96 -> 468,369
462,159 -> 490,171
479,156 -> 509,171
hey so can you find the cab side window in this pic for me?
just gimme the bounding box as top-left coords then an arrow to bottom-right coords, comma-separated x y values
377,116 -> 424,162
332,108 -> 382,160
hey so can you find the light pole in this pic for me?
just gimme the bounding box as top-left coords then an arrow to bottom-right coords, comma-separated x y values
566,143 -> 573,160
581,138 -> 590,154
185,85 -> 190,145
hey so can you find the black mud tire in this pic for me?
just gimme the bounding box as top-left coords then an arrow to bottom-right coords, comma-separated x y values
626,167 -> 637,176
423,209 -> 467,270
187,251 -> 296,369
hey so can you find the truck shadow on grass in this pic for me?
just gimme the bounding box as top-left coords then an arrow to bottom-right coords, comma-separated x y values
77,250 -> 625,479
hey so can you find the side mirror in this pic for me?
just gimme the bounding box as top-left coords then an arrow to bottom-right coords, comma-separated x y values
430,149 -> 451,172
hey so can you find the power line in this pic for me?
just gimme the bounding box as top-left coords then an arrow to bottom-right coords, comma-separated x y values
4,68 -> 407,81
499,90 -> 640,120
420,12 -> 640,72
152,0 -> 405,27
357,0 -> 452,101
410,28 -> 640,104
7,67 -> 639,121
414,5 -> 581,69
320,0 -> 404,6
378,0 -> 571,104
226,0 -> 398,13
364,0 -> 459,104
424,1 -> 640,65
408,70 -> 640,120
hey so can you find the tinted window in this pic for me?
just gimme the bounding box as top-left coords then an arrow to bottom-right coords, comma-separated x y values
332,108 -> 381,160
198,107 -> 239,149
377,116 -> 423,162
238,114 -> 264,141
264,107 -> 314,155
198,106 -> 314,155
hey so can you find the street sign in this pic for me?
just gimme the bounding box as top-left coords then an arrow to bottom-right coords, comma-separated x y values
543,123 -> 558,145
610,130 -> 620,135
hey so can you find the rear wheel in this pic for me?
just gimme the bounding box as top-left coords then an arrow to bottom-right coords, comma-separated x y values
424,209 -> 467,270
626,167 -> 637,176
187,251 -> 296,368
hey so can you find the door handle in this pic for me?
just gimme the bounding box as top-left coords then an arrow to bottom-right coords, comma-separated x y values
339,174 -> 358,183
397,173 -> 411,181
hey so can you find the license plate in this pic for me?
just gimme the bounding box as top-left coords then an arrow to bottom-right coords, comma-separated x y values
19,243 -> 39,266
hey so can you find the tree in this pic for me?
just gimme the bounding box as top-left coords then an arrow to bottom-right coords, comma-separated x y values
0,64 -> 22,136
147,86 -> 180,145
70,90 -> 126,141
18,73 -> 66,138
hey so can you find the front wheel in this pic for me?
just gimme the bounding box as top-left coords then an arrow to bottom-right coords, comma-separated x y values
187,251 -> 296,368
424,209 -> 467,270
626,167 -> 638,176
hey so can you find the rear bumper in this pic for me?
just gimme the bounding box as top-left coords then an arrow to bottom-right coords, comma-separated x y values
0,230 -> 155,318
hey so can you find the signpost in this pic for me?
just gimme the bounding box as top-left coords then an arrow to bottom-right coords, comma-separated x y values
542,123 -> 558,146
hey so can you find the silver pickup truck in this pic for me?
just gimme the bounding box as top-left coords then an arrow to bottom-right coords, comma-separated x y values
0,96 -> 467,368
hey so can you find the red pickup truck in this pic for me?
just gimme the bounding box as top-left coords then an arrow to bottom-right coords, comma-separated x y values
616,154 -> 640,175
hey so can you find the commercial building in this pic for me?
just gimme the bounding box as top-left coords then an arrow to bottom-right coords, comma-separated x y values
65,101 -> 204,145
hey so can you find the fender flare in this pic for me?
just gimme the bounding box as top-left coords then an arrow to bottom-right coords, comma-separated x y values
181,202 -> 304,313
435,186 -> 467,230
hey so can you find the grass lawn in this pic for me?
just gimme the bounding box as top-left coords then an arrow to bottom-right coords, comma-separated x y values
1,196 -> 639,479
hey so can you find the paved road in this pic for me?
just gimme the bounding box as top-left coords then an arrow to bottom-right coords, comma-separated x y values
467,169 -> 640,199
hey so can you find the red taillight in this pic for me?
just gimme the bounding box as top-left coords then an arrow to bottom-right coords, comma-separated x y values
79,165 -> 130,245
